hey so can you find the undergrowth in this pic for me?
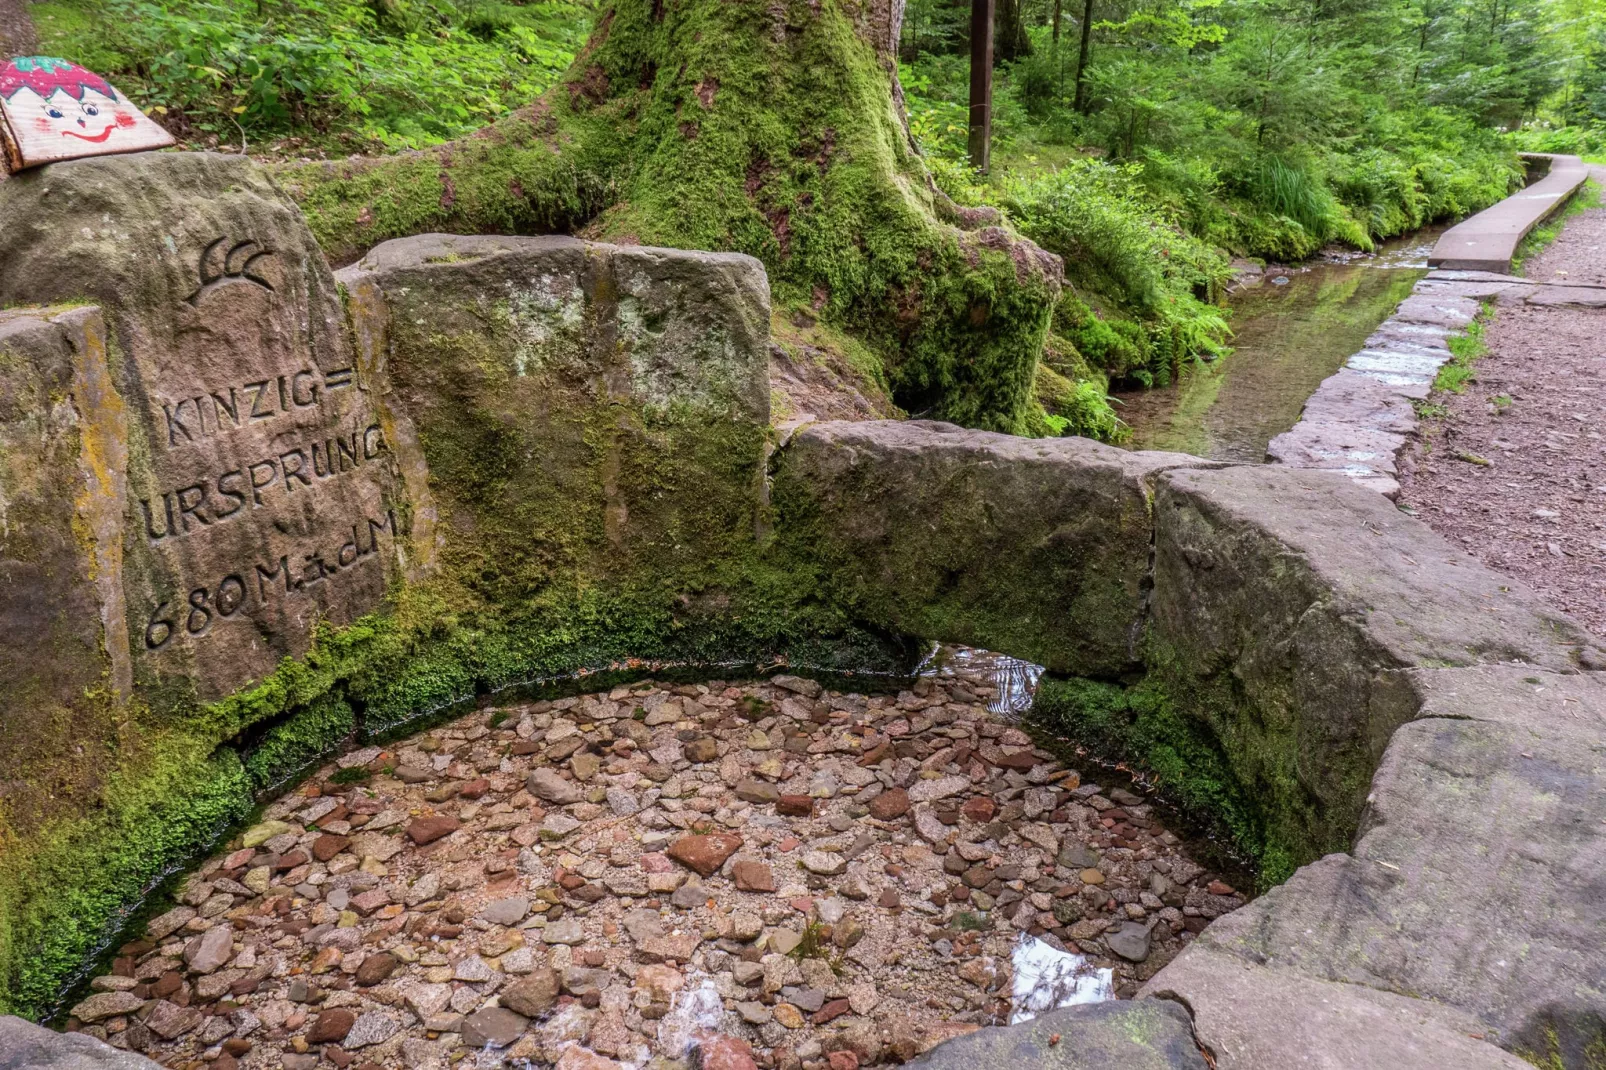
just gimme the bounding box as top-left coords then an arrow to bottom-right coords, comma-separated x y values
30,0 -> 593,151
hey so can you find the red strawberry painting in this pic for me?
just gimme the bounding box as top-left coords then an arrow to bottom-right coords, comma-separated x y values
0,56 -> 175,172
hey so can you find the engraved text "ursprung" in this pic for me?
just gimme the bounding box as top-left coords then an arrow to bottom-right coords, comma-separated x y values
140,423 -> 386,544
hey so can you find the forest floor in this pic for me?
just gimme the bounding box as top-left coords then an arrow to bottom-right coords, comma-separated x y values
1399,166 -> 1606,637
68,651 -> 1242,1070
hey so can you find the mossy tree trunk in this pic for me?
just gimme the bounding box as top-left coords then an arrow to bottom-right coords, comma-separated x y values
278,0 -> 1061,432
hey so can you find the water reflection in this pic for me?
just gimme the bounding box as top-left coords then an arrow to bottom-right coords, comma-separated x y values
1116,227 -> 1443,461
920,644 -> 1046,715
1010,934 -> 1115,1024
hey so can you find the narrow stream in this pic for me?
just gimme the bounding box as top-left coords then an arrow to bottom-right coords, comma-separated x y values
1115,227 -> 1445,460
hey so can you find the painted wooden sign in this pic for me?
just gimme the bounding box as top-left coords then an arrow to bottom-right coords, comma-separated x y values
0,56 -> 174,173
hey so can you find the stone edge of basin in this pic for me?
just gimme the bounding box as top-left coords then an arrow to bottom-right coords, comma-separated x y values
1428,153 -> 1589,273
778,420 -> 1604,1070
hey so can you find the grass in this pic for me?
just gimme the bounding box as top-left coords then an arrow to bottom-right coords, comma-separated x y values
1433,306 -> 1492,394
1513,179 -> 1601,275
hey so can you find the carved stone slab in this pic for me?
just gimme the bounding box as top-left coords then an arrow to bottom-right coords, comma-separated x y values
0,56 -> 173,172
0,153 -> 406,701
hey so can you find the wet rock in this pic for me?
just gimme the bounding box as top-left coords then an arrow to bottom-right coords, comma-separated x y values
406,815 -> 460,845
735,779 -> 780,805
306,1008 -> 355,1044
778,794 -> 814,816
868,788 -> 910,820
481,896 -> 531,926
771,675 -> 823,699
142,1001 -> 201,1041
732,861 -> 776,892
461,1007 -> 529,1048
355,951 -> 398,986
502,967 -> 561,1016
1107,921 -> 1152,962
0,1014 -> 160,1068
183,925 -> 233,974
801,851 -> 846,876
70,991 -> 145,1023
342,1011 -> 400,1048
904,999 -> 1205,1068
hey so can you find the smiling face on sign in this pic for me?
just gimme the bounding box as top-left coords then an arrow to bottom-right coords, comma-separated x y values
29,86 -> 136,143
0,56 -> 174,171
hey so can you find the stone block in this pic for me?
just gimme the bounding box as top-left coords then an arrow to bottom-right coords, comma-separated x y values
336,233 -> 770,603
903,998 -> 1205,1069
1138,947 -> 1528,1070
1173,665 -> 1606,1064
775,420 -> 1218,676
0,153 -> 407,700
1149,463 -> 1603,859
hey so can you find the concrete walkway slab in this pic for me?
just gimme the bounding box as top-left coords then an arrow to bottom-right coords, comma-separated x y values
1428,154 -> 1590,272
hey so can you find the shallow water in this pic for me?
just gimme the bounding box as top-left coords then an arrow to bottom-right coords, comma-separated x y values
1115,228 -> 1445,461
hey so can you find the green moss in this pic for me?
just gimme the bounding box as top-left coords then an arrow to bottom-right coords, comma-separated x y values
240,695 -> 357,795
1030,675 -> 1294,887
0,731 -> 253,1019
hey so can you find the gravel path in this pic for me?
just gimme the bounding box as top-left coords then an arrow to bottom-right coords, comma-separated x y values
1399,167 -> 1606,637
62,652 -> 1240,1070
0,0 -> 38,56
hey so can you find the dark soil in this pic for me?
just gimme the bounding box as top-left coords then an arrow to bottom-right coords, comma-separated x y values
0,0 -> 37,55
1398,166 -> 1606,638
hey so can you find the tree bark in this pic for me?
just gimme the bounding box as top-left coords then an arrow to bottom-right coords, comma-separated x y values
968,0 -> 995,172
277,0 -> 1060,433
995,0 -> 1032,61
1072,0 -> 1096,112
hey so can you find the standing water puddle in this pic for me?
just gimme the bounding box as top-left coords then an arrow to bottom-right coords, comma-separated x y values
1116,227 -> 1444,460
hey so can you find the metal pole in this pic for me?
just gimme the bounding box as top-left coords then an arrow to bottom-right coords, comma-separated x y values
968,0 -> 994,173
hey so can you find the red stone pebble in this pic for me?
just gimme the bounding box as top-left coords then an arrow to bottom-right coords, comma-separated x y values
961,796 -> 997,823
813,998 -> 852,1026
693,1032 -> 759,1070
867,788 -> 910,820
777,794 -> 814,816
1207,880 -> 1236,896
406,815 -> 460,845
311,834 -> 349,862
667,833 -> 744,877
732,861 -> 776,892
827,1052 -> 860,1070
458,778 -> 492,799
306,1008 -> 354,1044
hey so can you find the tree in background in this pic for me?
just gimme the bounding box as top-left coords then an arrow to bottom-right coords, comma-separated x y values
278,0 -> 1061,434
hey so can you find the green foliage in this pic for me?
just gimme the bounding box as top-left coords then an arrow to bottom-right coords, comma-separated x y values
31,0 -> 593,150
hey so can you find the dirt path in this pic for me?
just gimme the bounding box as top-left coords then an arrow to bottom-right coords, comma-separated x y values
0,0 -> 38,56
1398,166 -> 1606,637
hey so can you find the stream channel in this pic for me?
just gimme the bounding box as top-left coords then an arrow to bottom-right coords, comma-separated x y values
1115,226 -> 1446,460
